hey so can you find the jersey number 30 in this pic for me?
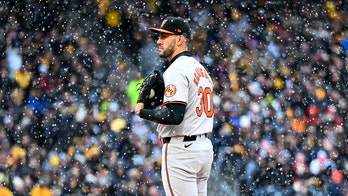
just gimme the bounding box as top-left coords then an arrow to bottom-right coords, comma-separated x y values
196,86 -> 214,117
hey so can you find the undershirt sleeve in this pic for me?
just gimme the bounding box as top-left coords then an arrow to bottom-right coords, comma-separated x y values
139,103 -> 186,125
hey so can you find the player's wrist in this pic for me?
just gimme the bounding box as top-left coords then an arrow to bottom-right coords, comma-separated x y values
135,103 -> 144,115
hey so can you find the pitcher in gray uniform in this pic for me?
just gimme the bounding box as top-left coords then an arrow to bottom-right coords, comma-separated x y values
135,16 -> 214,196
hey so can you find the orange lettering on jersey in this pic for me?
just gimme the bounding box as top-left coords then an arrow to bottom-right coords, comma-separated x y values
164,84 -> 176,97
193,67 -> 212,86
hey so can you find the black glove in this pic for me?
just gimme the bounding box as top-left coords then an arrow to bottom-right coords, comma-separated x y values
137,70 -> 165,109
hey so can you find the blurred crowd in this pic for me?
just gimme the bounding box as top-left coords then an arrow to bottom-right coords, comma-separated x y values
0,0 -> 348,195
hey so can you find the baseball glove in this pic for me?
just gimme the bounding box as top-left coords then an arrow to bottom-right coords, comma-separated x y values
137,70 -> 165,109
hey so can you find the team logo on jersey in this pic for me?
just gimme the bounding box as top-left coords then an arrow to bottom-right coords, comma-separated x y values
164,84 -> 176,97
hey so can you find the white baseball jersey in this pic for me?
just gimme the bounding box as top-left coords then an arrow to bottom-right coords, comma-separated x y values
157,55 -> 214,137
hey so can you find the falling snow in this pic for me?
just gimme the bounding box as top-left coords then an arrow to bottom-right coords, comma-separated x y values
0,0 -> 347,196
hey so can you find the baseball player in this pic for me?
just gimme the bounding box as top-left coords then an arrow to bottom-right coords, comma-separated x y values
135,16 -> 214,196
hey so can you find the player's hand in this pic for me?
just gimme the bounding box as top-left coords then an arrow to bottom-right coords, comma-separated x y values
137,70 -> 164,109
135,103 -> 144,115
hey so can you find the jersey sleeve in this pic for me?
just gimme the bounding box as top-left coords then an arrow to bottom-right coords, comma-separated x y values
163,66 -> 188,104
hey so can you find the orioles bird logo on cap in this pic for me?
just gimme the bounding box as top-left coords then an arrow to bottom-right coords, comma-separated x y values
160,19 -> 167,28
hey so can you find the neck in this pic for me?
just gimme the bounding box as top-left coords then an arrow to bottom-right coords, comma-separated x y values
162,51 -> 191,72
169,51 -> 190,64
167,45 -> 188,61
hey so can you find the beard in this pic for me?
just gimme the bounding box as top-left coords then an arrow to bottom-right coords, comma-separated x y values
159,39 -> 176,58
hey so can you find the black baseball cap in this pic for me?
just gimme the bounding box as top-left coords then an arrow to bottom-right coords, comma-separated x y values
149,17 -> 191,39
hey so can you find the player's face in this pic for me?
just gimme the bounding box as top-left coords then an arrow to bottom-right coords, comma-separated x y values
157,33 -> 177,59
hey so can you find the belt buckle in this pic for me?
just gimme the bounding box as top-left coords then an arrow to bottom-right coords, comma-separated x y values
183,135 -> 197,142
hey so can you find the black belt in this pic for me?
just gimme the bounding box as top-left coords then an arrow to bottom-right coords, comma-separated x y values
162,134 -> 207,144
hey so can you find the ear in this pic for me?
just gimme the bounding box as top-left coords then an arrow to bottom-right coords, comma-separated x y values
177,35 -> 185,46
